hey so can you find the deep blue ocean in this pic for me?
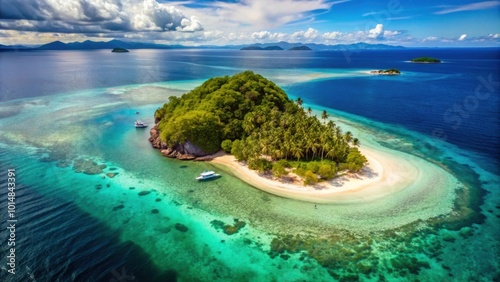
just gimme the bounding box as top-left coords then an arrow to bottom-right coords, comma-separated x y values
0,48 -> 499,281
2,49 -> 498,169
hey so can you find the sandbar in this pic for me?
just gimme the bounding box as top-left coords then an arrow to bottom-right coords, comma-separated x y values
210,144 -> 436,205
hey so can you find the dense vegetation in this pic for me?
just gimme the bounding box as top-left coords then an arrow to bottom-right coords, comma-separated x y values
240,46 -> 263,50
370,69 -> 401,75
111,47 -> 129,53
411,57 -> 440,63
155,71 -> 367,182
289,46 -> 312,51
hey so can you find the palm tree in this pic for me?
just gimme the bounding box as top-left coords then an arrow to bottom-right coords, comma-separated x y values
352,138 -> 360,147
319,131 -> 327,160
321,110 -> 328,122
296,97 -> 303,107
322,141 -> 331,160
344,131 -> 353,143
242,114 -> 255,134
327,120 -> 336,130
307,107 -> 312,116
292,146 -> 304,161
335,126 -> 343,141
326,144 -> 336,160
305,135 -> 318,160
260,139 -> 270,156
283,141 -> 291,160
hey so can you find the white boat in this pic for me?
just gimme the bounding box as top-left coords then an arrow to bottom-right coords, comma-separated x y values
196,171 -> 221,181
135,120 -> 148,128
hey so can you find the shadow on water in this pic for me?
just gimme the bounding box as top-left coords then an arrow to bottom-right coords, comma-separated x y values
75,240 -> 178,282
196,175 -> 222,182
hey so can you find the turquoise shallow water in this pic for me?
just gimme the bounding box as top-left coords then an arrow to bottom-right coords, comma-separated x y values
0,49 -> 499,281
0,77 -> 498,281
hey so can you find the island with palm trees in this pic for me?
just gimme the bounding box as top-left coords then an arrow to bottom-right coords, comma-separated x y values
150,71 -> 367,185
411,57 -> 441,63
150,71 -> 440,203
370,69 -> 401,75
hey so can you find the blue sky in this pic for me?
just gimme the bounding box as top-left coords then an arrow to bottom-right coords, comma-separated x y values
0,0 -> 498,46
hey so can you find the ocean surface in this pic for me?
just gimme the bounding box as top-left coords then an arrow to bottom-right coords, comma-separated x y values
0,48 -> 499,281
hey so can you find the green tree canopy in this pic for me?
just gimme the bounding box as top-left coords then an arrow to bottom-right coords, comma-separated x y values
154,71 -> 367,182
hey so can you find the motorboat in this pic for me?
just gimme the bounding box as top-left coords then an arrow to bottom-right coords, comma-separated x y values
135,120 -> 148,128
196,171 -> 220,181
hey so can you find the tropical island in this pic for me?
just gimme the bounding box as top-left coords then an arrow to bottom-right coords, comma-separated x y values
289,46 -> 312,51
111,47 -> 129,53
370,69 -> 401,75
411,57 -> 441,63
240,45 -> 312,51
150,71 -> 367,186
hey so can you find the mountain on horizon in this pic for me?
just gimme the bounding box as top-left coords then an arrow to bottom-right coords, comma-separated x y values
0,44 -> 32,51
1,39 -> 405,51
35,39 -> 186,50
237,41 -> 405,51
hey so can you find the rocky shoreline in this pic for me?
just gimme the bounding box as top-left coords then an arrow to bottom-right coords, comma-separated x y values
149,124 -> 211,160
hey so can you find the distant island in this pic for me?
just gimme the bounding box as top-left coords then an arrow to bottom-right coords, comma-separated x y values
0,39 -> 405,51
411,57 -> 441,63
111,47 -> 129,53
370,69 -> 401,75
289,46 -> 312,51
240,46 -> 284,50
240,46 -> 262,50
238,42 -> 404,51
240,45 -> 312,51
150,71 -> 367,186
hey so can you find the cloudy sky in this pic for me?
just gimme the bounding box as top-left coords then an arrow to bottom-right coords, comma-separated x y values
0,0 -> 499,46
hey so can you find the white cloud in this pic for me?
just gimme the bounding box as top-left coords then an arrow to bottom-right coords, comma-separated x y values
413,33 -> 500,46
424,36 -> 438,41
362,11 -> 378,17
1,19 -> 411,46
251,31 -> 287,42
383,30 -> 400,37
252,31 -> 272,40
321,24 -> 401,44
0,0 -> 203,33
390,16 -> 413,20
304,27 -> 319,39
330,0 -> 351,5
208,0 -> 332,29
0,30 -> 104,45
323,31 -> 342,40
177,16 -> 202,32
289,28 -> 319,42
435,1 -> 500,15
322,24 -> 401,43
368,24 -> 384,39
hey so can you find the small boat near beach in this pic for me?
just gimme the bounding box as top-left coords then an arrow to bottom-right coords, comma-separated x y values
196,171 -> 221,181
134,120 -> 148,128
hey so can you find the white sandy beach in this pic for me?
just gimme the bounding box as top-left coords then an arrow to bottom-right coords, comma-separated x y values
210,145 -> 422,204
